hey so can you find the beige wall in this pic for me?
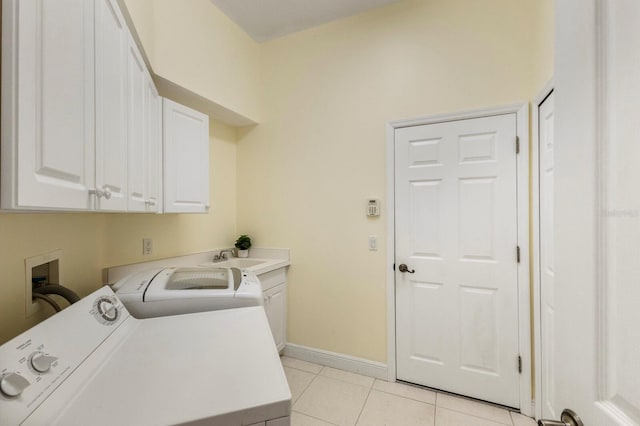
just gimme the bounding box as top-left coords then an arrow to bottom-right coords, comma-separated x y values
124,0 -> 262,123
237,0 -> 553,362
532,0 -> 555,90
0,214 -> 106,344
1,0 -> 555,361
0,121 -> 238,344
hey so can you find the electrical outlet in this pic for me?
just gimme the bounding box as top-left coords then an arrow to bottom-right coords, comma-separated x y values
143,238 -> 153,256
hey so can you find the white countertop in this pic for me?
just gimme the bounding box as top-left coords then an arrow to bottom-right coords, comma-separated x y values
203,257 -> 290,275
105,247 -> 290,284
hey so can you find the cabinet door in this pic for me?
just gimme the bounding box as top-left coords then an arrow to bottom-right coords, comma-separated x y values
94,0 -> 128,211
1,0 -> 95,210
144,74 -> 162,213
265,284 -> 287,352
126,34 -> 146,212
162,99 -> 210,213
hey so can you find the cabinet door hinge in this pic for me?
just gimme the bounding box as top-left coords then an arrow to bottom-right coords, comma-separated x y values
518,355 -> 522,373
516,246 -> 521,263
516,136 -> 520,154
393,263 -> 396,271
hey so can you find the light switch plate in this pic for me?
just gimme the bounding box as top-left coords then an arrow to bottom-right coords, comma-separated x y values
368,235 -> 378,251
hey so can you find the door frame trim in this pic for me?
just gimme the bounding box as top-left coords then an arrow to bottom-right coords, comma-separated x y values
531,80 -> 554,421
385,103 -> 532,416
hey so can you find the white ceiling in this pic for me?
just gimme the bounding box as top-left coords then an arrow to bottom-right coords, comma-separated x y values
210,0 -> 404,42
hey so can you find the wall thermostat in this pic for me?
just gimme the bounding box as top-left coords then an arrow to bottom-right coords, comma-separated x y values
367,199 -> 380,217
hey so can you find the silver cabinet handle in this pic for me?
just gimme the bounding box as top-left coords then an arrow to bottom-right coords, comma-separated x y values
90,187 -> 112,200
89,188 -> 104,198
102,186 -> 112,200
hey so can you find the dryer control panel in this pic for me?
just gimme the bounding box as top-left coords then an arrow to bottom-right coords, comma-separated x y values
0,287 -> 130,426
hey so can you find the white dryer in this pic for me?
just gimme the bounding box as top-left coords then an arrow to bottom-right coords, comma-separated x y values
0,287 -> 291,426
113,266 -> 264,319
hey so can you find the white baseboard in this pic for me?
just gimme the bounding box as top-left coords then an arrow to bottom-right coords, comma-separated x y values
284,343 -> 389,380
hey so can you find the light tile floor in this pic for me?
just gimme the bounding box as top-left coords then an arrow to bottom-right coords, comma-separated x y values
281,357 -> 537,426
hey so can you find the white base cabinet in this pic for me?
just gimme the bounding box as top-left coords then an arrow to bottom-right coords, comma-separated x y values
259,268 -> 288,353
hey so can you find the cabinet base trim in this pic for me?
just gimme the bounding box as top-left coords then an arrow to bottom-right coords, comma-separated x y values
283,343 -> 388,380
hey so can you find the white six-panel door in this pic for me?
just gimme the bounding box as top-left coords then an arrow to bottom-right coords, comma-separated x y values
538,92 -> 556,420
395,114 -> 520,408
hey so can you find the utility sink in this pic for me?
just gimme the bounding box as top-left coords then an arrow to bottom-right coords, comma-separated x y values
212,258 -> 267,269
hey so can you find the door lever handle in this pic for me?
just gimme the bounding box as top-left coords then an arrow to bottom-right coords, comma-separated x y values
538,409 -> 584,426
398,264 -> 415,273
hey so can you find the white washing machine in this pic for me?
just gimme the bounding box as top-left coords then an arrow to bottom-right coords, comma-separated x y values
0,286 -> 291,425
113,266 -> 264,319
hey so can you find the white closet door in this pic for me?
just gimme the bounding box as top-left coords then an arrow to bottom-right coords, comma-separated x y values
395,114 -> 520,408
547,1 -> 640,424
538,91 -> 556,419
2,0 -> 95,210
95,0 -> 128,211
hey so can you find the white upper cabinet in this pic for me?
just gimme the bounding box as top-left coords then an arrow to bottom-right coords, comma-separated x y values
144,74 -> 162,213
1,0 -> 96,210
163,99 -> 210,214
2,0 -> 206,214
126,33 -> 148,212
94,0 -> 128,211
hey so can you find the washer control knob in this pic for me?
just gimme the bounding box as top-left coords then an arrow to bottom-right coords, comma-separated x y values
92,296 -> 120,324
30,352 -> 58,373
0,373 -> 30,397
99,299 -> 117,321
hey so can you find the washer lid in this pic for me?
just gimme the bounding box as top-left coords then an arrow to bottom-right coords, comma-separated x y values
145,266 -> 243,301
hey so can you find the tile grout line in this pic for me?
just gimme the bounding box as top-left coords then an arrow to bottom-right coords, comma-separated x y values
437,406 -> 514,426
291,370 -> 322,407
317,367 -> 376,390
436,392 -> 514,426
434,404 -> 437,426
291,409 -> 342,426
372,382 -> 436,406
352,383 -> 374,426
281,362 -> 324,375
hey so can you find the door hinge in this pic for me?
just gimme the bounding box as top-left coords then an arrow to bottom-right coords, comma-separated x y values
516,136 -> 520,154
516,246 -> 521,263
393,263 -> 396,271
518,355 -> 522,373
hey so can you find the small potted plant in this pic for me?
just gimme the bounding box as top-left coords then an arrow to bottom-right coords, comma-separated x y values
234,235 -> 252,258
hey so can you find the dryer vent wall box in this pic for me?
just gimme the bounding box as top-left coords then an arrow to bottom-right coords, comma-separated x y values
367,199 -> 380,217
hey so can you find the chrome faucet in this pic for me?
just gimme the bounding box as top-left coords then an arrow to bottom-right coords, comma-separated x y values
213,249 -> 235,261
